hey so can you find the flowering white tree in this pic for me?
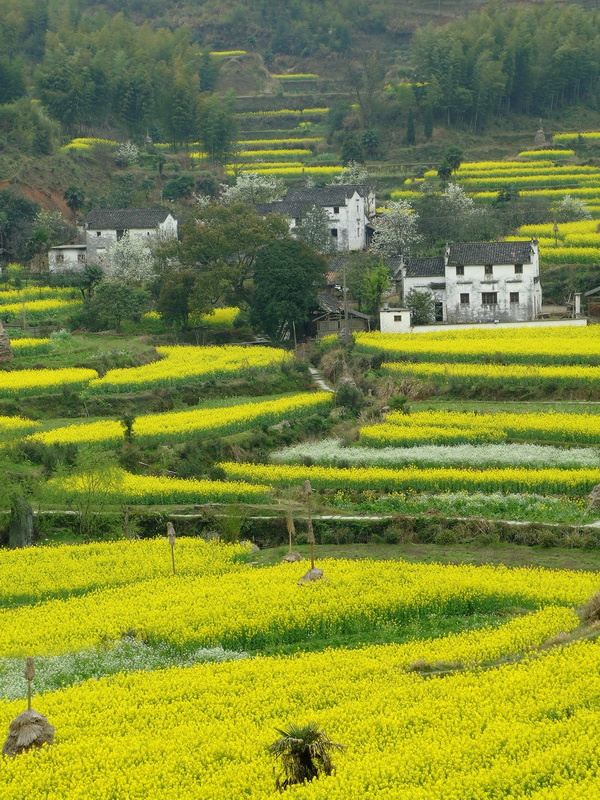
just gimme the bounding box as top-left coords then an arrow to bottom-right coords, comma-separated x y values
555,195 -> 592,222
443,183 -> 475,214
296,205 -> 336,254
220,172 -> 285,205
329,161 -> 370,186
371,200 -> 422,257
115,142 -> 140,166
102,231 -> 155,284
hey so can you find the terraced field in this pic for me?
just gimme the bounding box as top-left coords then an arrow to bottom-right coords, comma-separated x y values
1,539 -> 599,799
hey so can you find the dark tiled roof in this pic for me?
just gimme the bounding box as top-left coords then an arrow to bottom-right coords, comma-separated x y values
84,208 -> 175,229
255,201 -> 310,217
447,241 -> 533,266
285,185 -> 371,207
404,257 -> 445,278
257,186 -> 371,218
315,292 -> 370,318
330,255 -> 403,272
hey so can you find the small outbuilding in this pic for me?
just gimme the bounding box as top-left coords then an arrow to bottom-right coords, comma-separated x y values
311,293 -> 370,339
379,308 -> 412,333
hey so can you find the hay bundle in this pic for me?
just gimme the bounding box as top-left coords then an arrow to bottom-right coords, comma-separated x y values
2,709 -> 55,757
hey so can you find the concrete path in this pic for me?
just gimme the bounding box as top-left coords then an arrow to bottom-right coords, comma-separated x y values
308,366 -> 335,393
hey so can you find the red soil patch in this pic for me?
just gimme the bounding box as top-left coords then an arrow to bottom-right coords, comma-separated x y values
0,182 -> 74,218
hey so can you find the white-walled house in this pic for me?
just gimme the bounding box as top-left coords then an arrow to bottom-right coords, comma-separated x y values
48,208 -> 178,271
395,241 -> 541,324
444,241 -> 541,323
48,244 -> 88,272
83,208 -> 178,262
401,257 -> 447,322
256,185 -> 375,251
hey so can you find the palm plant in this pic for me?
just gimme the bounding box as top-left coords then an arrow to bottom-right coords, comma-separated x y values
268,722 -> 343,791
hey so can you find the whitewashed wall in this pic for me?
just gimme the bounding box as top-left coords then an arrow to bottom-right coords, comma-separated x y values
444,261 -> 542,323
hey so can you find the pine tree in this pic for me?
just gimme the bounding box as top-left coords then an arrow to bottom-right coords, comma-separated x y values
424,106 -> 433,140
405,109 -> 416,145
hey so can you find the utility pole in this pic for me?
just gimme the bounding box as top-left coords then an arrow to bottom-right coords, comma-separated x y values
342,257 -> 350,344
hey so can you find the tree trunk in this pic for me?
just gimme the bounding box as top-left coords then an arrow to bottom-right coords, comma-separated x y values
0,321 -> 12,364
8,498 -> 34,548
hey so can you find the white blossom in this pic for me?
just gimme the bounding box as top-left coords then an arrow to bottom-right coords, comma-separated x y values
443,183 -> 475,214
102,230 -> 156,283
271,438 -> 599,470
329,161 -> 370,186
220,172 -> 285,205
555,194 -> 592,222
115,142 -> 140,165
371,200 -> 422,257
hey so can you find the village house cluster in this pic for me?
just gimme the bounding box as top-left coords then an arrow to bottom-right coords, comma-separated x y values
48,186 -> 543,330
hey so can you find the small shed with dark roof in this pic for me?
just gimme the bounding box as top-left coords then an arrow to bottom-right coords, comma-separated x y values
312,292 -> 370,339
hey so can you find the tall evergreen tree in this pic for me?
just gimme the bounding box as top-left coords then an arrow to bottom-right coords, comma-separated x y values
405,109 -> 415,145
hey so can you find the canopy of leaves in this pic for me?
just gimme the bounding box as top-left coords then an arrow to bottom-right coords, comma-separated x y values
86,281 -> 150,329
405,288 -> 435,325
168,202 -> 290,306
412,5 -> 600,129
249,239 -> 326,340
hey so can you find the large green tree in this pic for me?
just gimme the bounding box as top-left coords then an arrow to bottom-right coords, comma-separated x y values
249,239 -> 326,341
197,92 -> 238,163
156,270 -> 208,327
170,202 -> 290,305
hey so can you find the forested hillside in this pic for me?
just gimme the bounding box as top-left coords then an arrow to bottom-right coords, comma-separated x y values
1,0 -> 599,145
0,0 -> 599,267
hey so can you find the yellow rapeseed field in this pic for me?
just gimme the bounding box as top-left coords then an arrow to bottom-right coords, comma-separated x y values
30,392 -> 332,446
363,408 -> 600,446
219,460 -> 600,495
0,609 -> 595,799
8,338 -> 51,354
0,538 -> 249,606
0,367 -> 98,397
0,558 -> 593,657
0,298 -> 82,322
0,536 -> 597,799
355,327 -> 600,366
0,414 -> 41,437
381,359 -> 600,389
88,345 -> 291,392
47,468 -> 271,505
